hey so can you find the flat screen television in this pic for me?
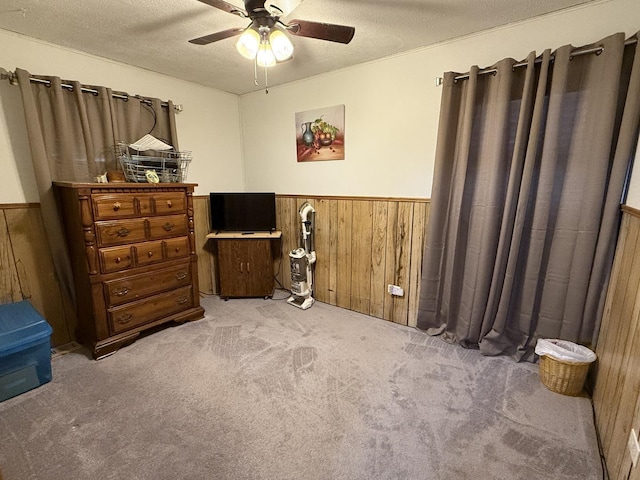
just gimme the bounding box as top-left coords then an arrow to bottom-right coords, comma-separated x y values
209,192 -> 277,233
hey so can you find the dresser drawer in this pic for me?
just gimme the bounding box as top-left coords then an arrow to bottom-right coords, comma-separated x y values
100,246 -> 134,273
134,240 -> 165,267
103,262 -> 192,306
148,215 -> 188,240
92,194 -> 136,220
96,219 -> 147,247
165,236 -> 190,260
153,192 -> 186,215
108,286 -> 193,334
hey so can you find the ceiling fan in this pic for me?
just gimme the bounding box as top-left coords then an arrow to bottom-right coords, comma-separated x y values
189,0 -> 355,66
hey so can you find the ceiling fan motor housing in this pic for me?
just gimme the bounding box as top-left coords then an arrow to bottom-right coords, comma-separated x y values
245,0 -> 272,18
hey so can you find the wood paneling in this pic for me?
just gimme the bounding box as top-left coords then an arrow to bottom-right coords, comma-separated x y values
408,202 -> 429,328
370,201 -> 389,319
313,198 -> 331,304
336,199 -> 353,310
0,209 -> 22,305
275,195 -> 430,326
193,196 -> 215,294
0,205 -> 71,346
350,201 -> 373,314
593,207 -> 640,480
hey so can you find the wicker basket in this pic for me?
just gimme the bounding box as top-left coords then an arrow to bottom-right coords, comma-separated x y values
539,354 -> 591,396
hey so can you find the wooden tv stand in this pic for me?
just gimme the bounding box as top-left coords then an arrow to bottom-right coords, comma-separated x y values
206,231 -> 282,299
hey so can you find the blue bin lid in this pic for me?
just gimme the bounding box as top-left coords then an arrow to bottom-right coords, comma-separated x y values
0,301 -> 53,356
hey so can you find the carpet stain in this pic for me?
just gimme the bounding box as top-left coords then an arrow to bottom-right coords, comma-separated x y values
255,303 -> 288,320
502,427 -> 543,457
292,346 -> 317,375
326,368 -> 363,424
501,427 -> 590,477
211,325 -> 242,360
403,342 -> 430,359
409,330 -> 428,345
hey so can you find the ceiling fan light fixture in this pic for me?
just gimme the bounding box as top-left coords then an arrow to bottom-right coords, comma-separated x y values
236,28 -> 260,59
269,29 -> 294,61
256,42 -> 277,67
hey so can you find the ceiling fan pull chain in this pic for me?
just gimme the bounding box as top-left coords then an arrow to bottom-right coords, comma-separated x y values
265,64 -> 269,94
254,57 -> 259,86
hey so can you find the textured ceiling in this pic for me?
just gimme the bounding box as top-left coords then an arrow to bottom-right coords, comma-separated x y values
0,0 -> 597,95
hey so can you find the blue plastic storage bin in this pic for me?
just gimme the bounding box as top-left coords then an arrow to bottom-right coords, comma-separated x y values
0,301 -> 53,402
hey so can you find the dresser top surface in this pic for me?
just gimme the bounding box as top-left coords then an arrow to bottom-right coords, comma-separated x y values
53,181 -> 198,189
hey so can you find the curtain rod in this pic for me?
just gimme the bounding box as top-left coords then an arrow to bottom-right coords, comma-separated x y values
445,37 -> 638,84
0,68 -> 183,112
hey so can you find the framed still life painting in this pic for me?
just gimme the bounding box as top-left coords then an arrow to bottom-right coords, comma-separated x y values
295,104 -> 345,162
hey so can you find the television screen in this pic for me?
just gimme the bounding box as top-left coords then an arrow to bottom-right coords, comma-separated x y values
210,192 -> 277,232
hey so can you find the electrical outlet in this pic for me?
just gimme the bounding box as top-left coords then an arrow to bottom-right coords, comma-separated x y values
387,284 -> 404,297
628,429 -> 640,467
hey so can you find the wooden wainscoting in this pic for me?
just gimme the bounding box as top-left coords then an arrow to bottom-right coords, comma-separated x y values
593,206 -> 640,480
0,203 -> 72,347
275,195 -> 430,326
193,196 -> 216,295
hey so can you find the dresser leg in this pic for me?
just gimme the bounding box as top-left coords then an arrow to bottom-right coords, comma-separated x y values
92,332 -> 140,360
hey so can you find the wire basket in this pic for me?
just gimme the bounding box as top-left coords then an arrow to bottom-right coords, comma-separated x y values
116,143 -> 192,183
538,355 -> 591,396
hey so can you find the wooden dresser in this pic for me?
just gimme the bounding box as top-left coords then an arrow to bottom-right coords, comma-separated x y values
54,182 -> 204,359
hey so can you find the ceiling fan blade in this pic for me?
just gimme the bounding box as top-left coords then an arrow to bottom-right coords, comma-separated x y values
189,27 -> 245,45
286,19 -> 355,44
195,0 -> 246,16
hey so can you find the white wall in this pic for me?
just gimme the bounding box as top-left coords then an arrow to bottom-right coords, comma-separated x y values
0,29 -> 244,203
239,0 -> 640,201
2,1 -> 639,204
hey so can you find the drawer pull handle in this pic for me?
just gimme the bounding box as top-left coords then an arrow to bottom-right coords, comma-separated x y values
247,262 -> 250,273
115,257 -> 122,264
175,272 -> 187,280
167,200 -> 173,208
113,202 -> 121,211
116,227 -> 131,237
240,263 -> 244,273
147,251 -> 153,258
162,223 -> 174,232
177,296 -> 189,305
112,287 -> 129,297
175,247 -> 180,253
117,314 -> 132,325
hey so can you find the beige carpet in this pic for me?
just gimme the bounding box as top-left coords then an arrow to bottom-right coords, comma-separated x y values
0,294 -> 601,479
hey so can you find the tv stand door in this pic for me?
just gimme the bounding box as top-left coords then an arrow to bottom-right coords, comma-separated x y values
218,238 -> 274,298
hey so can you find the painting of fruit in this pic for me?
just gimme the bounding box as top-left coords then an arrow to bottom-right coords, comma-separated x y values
295,105 -> 345,162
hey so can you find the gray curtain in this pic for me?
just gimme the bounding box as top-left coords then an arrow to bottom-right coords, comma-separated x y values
14,68 -> 178,321
417,32 -> 640,361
